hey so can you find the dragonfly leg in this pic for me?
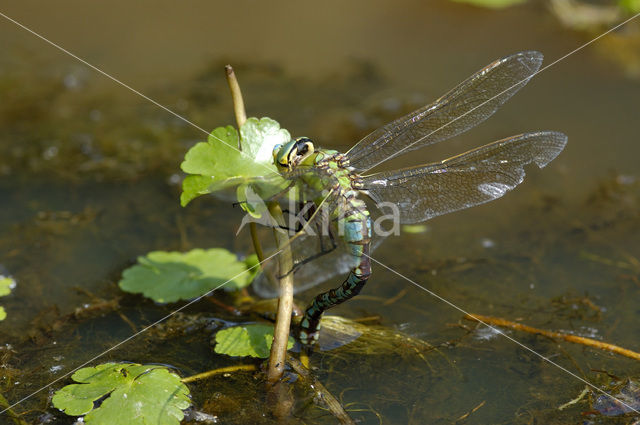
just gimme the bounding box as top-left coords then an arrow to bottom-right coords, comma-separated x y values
282,201 -> 316,233
275,223 -> 338,279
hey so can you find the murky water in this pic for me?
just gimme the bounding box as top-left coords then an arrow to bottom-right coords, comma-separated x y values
1,1 -> 640,424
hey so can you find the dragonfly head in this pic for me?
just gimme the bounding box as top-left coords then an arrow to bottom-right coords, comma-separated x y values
273,137 -> 315,171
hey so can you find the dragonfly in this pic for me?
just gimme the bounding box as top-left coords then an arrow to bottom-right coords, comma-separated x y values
254,50 -> 567,346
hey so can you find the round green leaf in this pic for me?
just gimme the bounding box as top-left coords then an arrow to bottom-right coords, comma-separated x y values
0,275 -> 16,321
214,324 -> 295,358
180,119 -> 288,206
0,275 -> 15,297
52,363 -> 190,425
118,248 -> 257,303
240,117 -> 291,164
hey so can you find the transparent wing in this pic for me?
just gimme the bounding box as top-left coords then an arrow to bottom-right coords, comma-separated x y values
251,196 -> 356,298
360,131 -> 567,224
252,196 -> 386,298
253,236 -> 357,299
346,51 -> 544,172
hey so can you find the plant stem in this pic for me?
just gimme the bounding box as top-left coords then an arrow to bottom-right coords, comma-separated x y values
266,202 -> 295,384
224,65 -> 294,384
225,65 -> 265,264
181,365 -> 256,383
0,392 -> 28,425
225,65 -> 247,149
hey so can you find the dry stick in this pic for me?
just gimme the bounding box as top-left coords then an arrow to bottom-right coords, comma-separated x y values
287,355 -> 356,425
464,314 -> 640,361
223,65 -> 294,384
181,365 -> 257,384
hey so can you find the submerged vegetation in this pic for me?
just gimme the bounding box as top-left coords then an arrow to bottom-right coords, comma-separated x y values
1,32 -> 640,425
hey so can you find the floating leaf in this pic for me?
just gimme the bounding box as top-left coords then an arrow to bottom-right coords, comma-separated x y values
449,0 -> 527,8
214,324 -> 295,358
119,248 -> 258,303
0,275 -> 16,321
52,363 -> 190,425
180,119 -> 288,207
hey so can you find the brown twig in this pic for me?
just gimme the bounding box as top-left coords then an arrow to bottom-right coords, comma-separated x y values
464,313 -> 640,361
287,355 -> 356,425
455,400 -> 486,422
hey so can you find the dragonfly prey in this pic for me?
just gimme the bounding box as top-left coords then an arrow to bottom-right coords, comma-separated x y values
255,51 -> 567,346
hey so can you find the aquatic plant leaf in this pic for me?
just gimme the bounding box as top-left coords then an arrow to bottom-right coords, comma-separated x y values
0,275 -> 16,321
180,119 -> 287,206
214,324 -> 295,358
180,175 -> 218,207
119,248 -> 258,303
52,362 -> 190,424
449,0 -> 526,8
240,117 -> 291,164
0,276 -> 13,297
620,0 -> 640,13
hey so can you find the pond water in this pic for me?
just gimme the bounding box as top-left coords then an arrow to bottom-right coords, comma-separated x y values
1,1 -> 640,424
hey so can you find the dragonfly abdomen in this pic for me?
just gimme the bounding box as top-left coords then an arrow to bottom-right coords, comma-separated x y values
299,197 -> 372,346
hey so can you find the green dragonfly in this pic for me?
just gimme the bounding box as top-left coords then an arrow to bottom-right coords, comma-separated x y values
254,51 -> 567,346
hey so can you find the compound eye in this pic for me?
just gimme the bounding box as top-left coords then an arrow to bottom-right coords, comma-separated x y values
294,137 -> 314,157
297,143 -> 309,156
272,144 -> 283,162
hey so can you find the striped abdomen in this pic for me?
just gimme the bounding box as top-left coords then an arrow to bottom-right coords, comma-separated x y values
299,199 -> 372,346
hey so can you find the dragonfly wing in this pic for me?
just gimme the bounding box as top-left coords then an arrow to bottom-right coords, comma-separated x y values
252,198 -> 387,298
346,51 -> 544,172
360,131 -> 567,224
252,218 -> 358,298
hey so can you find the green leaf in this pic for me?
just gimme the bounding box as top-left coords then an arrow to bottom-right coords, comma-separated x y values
214,324 -> 295,358
179,174 -> 217,207
240,117 -> 291,164
244,254 -> 260,274
118,248 -> 257,303
0,275 -> 16,321
449,0 -> 527,8
52,363 -> 190,425
180,119 -> 288,206
620,0 -> 640,13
